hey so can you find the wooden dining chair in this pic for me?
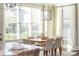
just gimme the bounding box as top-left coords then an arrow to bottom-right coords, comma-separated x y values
51,37 -> 62,56
16,48 -> 40,56
43,39 -> 54,56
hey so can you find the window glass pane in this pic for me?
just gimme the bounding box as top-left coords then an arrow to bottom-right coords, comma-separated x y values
5,7 -> 17,24
19,23 -> 30,39
5,23 -> 17,40
31,8 -> 42,23
19,7 -> 31,23
31,8 -> 42,37
31,23 -> 41,37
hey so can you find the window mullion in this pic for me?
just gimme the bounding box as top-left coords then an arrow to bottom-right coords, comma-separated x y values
29,8 -> 32,36
16,7 -> 20,39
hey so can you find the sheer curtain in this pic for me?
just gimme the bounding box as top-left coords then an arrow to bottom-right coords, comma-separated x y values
56,5 -> 77,51
62,5 -> 76,51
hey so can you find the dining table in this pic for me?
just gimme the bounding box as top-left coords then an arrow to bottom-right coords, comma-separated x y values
0,42 -> 44,56
29,38 -> 46,43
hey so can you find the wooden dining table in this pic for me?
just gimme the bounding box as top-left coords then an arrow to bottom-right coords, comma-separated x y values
29,38 -> 46,43
0,42 -> 44,56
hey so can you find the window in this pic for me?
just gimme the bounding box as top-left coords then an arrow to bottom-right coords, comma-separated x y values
19,7 -> 31,39
31,8 -> 42,37
4,4 -> 44,40
4,4 -> 18,40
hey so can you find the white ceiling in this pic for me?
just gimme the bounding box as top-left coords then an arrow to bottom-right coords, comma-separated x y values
55,3 -> 76,6
16,3 -> 76,7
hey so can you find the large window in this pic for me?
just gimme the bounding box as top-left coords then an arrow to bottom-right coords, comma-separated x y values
4,4 -> 44,40
4,4 -> 18,40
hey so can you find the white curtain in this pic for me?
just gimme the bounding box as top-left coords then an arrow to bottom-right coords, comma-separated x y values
55,5 -> 78,51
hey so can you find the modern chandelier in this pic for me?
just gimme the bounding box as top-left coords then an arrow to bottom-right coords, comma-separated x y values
42,4 -> 51,21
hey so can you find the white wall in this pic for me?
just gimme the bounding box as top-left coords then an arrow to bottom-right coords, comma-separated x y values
77,4 -> 79,50
55,7 -> 63,36
47,6 -> 55,38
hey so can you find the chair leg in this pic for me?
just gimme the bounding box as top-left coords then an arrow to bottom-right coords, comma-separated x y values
43,51 -> 46,56
43,50 -> 48,56
54,49 -> 57,56
46,50 -> 48,56
59,47 -> 62,56
51,49 -> 54,56
49,50 -> 50,53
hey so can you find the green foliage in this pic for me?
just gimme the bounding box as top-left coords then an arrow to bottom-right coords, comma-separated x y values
20,32 -> 29,39
5,32 -> 41,40
5,33 -> 16,40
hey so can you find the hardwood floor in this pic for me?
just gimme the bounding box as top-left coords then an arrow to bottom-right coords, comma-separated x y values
39,50 -> 76,56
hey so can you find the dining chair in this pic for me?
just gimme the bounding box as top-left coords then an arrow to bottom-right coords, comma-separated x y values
51,37 -> 62,56
43,39 -> 54,56
16,48 -> 40,56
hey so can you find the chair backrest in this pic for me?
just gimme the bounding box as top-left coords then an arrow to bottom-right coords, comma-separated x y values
16,49 -> 40,56
23,39 -> 32,44
53,37 -> 62,48
44,38 -> 54,50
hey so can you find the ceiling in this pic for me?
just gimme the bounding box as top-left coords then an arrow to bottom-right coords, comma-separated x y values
15,3 -> 77,7
55,3 -> 76,6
